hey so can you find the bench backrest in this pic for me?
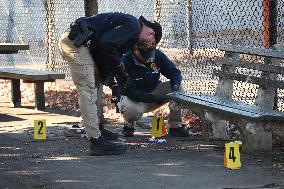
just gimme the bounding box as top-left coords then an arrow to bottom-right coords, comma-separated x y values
218,44 -> 284,59
214,44 -> 284,109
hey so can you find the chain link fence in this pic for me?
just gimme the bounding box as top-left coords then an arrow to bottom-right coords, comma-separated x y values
0,0 -> 284,109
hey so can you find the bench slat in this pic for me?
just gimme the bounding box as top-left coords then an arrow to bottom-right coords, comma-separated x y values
168,92 -> 284,121
0,68 -> 65,111
213,70 -> 284,89
218,44 -> 284,59
0,43 -> 29,51
215,57 -> 284,75
0,68 -> 65,81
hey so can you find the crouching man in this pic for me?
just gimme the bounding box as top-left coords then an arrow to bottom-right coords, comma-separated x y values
117,44 -> 189,137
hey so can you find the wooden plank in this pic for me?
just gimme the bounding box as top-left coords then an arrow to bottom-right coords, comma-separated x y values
0,68 -> 65,81
167,92 -> 284,121
213,70 -> 284,89
215,57 -> 284,74
218,44 -> 284,59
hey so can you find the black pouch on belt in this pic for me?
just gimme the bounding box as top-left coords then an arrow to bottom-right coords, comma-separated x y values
68,22 -> 80,40
68,19 -> 94,48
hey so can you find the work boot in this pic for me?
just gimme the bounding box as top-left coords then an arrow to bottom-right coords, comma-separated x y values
169,126 -> 189,137
89,136 -> 127,156
100,128 -> 119,140
122,126 -> 135,137
64,125 -> 86,137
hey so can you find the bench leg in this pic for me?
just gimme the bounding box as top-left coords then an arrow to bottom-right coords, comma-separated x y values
34,81 -> 45,111
11,79 -> 21,107
205,112 -> 230,140
243,122 -> 272,152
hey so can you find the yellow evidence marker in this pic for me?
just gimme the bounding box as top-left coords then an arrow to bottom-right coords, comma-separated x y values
151,116 -> 166,138
224,142 -> 241,169
34,119 -> 46,140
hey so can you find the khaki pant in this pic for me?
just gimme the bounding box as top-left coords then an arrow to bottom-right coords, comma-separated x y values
117,81 -> 182,128
58,32 -> 101,139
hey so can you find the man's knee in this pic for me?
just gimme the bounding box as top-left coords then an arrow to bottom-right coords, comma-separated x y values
118,96 -> 144,122
123,109 -> 143,123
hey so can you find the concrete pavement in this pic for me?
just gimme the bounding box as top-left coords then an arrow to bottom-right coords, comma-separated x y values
0,98 -> 283,189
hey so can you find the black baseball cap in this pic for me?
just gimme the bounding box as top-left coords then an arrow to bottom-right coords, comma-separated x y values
139,16 -> 162,44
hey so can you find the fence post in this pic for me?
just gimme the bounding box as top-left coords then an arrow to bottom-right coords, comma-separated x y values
83,0 -> 104,123
84,0 -> 98,16
263,0 -> 277,48
187,0 -> 193,55
44,0 -> 56,71
154,0 -> 161,21
262,0 -> 278,109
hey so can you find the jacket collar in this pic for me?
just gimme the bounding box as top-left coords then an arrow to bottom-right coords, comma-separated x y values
132,55 -> 148,69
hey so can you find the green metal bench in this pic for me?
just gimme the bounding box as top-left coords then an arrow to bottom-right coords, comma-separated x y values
168,44 -> 284,152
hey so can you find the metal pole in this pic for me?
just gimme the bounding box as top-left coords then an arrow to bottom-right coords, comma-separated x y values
83,0 -> 104,122
84,0 -> 98,16
263,0 -> 278,109
154,0 -> 161,21
263,0 -> 277,48
44,0 -> 56,71
187,0 -> 193,55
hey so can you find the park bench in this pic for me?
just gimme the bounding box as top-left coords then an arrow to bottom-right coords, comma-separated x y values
0,68 -> 65,111
168,44 -> 284,152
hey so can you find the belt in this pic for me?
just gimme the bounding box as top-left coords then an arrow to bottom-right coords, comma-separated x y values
68,20 -> 94,48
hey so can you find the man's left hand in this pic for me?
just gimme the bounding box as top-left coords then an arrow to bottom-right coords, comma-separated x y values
114,64 -> 128,95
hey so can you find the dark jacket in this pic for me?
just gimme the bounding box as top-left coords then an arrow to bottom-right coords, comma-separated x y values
122,49 -> 182,103
76,12 -> 142,81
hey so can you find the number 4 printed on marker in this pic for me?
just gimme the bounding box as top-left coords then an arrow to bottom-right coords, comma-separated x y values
229,147 -> 236,162
224,142 -> 241,169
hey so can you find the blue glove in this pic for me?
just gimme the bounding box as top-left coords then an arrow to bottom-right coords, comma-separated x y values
111,85 -> 121,113
114,64 -> 128,95
171,84 -> 180,92
152,95 -> 168,105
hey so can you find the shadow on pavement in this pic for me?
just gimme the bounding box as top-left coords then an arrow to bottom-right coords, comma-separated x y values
0,113 -> 26,122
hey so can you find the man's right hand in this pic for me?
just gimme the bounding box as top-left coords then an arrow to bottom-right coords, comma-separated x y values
152,95 -> 168,105
111,85 -> 121,102
171,84 -> 180,92
111,85 -> 121,113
